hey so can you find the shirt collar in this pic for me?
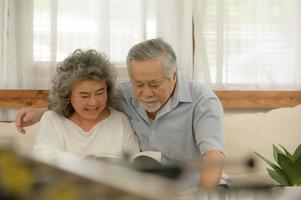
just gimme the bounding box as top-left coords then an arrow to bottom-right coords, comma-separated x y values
171,73 -> 192,104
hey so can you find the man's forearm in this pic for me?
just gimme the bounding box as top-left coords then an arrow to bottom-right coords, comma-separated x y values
15,107 -> 48,133
199,150 -> 224,191
37,107 -> 48,118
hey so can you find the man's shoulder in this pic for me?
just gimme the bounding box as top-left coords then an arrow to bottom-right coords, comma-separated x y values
182,79 -> 223,114
117,80 -> 133,98
118,80 -> 131,89
182,77 -> 217,100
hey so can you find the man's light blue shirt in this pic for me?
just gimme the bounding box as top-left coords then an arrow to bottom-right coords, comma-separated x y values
115,74 -> 224,164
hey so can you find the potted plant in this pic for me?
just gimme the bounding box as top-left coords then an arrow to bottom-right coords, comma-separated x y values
255,144 -> 301,186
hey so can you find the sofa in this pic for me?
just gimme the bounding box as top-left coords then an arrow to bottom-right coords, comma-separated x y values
0,104 -> 300,186
223,104 -> 301,186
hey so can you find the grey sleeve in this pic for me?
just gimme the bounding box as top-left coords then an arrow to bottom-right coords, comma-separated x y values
193,93 -> 225,155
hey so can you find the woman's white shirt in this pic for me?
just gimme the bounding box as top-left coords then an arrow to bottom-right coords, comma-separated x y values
33,107 -> 140,161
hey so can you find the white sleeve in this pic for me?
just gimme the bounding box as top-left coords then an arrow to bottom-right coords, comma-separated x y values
33,111 -> 64,161
121,115 -> 140,156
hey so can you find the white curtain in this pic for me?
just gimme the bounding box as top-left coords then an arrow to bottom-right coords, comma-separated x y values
0,0 -> 17,89
0,0 -> 193,120
8,0 -> 193,85
156,0 -> 193,79
3,0 -> 301,120
0,0 -> 18,120
194,0 -> 301,89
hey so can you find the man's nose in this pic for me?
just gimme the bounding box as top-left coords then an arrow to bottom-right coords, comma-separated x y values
142,86 -> 154,97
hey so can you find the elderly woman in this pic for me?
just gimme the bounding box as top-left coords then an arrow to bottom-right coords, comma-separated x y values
33,49 -> 140,161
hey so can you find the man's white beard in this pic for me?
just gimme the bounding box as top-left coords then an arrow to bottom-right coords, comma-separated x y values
140,101 -> 162,113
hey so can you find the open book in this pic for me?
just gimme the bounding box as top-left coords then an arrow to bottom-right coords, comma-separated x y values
130,151 -> 182,179
89,151 -> 182,179
130,151 -> 162,170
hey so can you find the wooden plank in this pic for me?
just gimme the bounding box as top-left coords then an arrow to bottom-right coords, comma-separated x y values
0,90 -> 49,109
215,90 -> 301,109
1,90 -> 301,109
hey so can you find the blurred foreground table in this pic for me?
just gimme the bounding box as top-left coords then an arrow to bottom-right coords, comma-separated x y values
0,148 -> 178,200
0,148 -> 300,200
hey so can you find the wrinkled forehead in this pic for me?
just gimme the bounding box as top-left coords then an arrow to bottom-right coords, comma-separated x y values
130,59 -> 166,79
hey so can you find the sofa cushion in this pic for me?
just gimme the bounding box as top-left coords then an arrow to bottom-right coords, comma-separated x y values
224,104 -> 301,185
0,122 -> 18,146
0,122 -> 38,155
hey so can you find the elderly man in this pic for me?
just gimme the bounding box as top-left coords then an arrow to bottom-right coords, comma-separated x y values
15,38 -> 225,191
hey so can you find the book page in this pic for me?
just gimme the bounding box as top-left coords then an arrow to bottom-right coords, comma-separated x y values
130,151 -> 161,163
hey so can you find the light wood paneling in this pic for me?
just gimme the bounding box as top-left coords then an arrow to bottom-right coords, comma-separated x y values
0,90 -> 49,109
1,90 -> 301,109
215,90 -> 301,109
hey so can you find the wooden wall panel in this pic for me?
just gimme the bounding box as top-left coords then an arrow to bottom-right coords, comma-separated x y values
0,90 -> 49,109
215,90 -> 301,109
1,90 -> 301,109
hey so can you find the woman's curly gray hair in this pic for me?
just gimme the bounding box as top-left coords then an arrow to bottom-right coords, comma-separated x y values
48,49 -> 117,117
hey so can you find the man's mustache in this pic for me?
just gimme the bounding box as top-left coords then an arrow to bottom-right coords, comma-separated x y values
140,98 -> 159,103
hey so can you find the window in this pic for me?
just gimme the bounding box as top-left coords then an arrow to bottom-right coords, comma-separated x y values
196,0 -> 301,89
33,0 -> 156,64
3,0 -> 301,89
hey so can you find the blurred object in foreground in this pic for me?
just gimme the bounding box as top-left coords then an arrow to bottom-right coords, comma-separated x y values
0,147 -> 176,200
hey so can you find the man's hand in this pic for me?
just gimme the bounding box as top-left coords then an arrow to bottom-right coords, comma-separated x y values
199,150 -> 225,191
15,107 -> 47,134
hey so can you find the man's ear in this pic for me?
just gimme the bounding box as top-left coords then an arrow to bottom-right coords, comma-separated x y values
173,72 -> 177,81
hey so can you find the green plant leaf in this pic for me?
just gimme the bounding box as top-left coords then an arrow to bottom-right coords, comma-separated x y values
295,157 -> 301,171
293,144 -> 301,162
267,168 -> 291,186
278,154 -> 301,185
255,151 -> 298,185
255,152 -> 278,169
273,144 -> 284,163
279,144 -> 293,161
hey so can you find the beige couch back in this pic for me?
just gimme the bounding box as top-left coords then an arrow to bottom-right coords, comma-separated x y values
224,104 -> 301,185
0,105 -> 300,185
0,122 -> 38,155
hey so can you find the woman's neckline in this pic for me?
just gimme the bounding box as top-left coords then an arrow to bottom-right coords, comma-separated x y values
67,107 -> 112,133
